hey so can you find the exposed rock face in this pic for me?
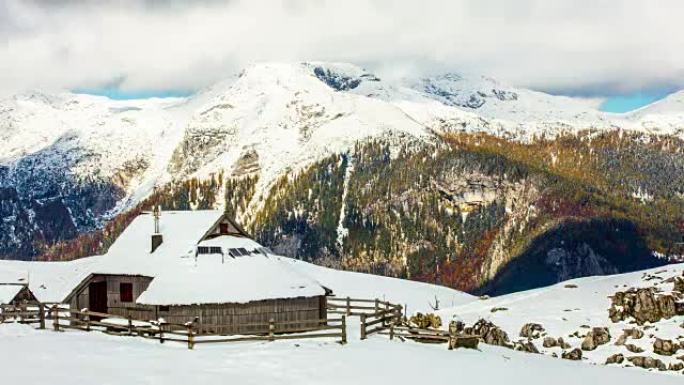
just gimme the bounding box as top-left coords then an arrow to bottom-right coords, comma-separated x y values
519,323 -> 545,339
627,356 -> 667,371
562,348 -> 582,361
653,338 -> 681,356
581,327 -> 611,351
608,288 -> 682,324
605,353 -> 625,365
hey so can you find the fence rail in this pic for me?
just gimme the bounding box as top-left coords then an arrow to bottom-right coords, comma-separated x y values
326,296 -> 403,340
1,296 -> 428,349
37,304 -> 347,349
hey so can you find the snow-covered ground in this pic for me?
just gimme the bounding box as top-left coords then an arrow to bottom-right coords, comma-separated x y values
439,263 -> 684,373
1,321 -> 677,385
1,258 -> 683,383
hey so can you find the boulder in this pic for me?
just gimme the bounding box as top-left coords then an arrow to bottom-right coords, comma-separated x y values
448,336 -> 479,350
520,323 -> 545,339
674,276 -> 684,293
653,338 -> 680,356
467,319 -> 512,348
557,337 -> 571,349
623,328 -> 644,339
514,340 -> 539,354
669,362 -> 684,371
605,353 -> 624,365
627,356 -> 667,371
625,343 -> 645,353
561,348 -> 582,361
409,313 -> 442,329
581,327 -> 611,351
609,288 -> 679,324
543,337 -> 558,348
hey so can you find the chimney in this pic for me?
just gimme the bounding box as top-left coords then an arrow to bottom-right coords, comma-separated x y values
151,205 -> 163,253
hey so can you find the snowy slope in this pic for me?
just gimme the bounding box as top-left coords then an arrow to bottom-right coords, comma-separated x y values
438,263 -> 684,373
1,261 -> 682,384
1,321 -> 680,385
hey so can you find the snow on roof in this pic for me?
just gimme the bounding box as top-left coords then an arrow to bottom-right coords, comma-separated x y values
0,257 -> 101,303
107,210 -> 224,259
137,246 -> 326,305
72,210 -> 326,305
1,211 -> 327,305
0,285 -> 24,304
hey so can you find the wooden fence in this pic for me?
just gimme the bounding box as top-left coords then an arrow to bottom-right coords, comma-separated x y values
52,305 -> 347,349
0,304 -> 346,349
0,304 -> 48,329
326,297 -> 402,340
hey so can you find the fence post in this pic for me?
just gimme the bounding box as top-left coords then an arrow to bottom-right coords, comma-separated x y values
269,318 -> 275,341
346,297 -> 351,316
187,323 -> 194,350
360,314 -> 367,340
127,315 -> 133,336
84,309 -> 90,332
389,322 -> 394,341
159,323 -> 165,344
38,303 -> 45,330
52,305 -> 60,332
374,299 -> 379,316
341,315 -> 347,344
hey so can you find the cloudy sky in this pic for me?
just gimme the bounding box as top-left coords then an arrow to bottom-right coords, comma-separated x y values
1,0 -> 683,103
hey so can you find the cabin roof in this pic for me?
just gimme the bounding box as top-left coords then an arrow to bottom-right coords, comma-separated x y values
0,284 -> 24,304
0,257 -> 101,303
61,210 -> 327,305
137,236 -> 325,305
0,284 -> 37,304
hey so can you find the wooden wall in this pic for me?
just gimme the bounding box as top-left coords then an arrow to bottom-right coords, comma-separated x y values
70,275 -> 156,320
69,274 -> 327,335
162,296 -> 327,335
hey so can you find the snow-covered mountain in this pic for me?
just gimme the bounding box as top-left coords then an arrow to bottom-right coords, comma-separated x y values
1,62 -> 683,295
2,62 -> 682,218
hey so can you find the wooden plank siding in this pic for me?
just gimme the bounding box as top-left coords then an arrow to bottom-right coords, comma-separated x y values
162,296 -> 327,335
69,274 -> 156,320
69,274 -> 327,336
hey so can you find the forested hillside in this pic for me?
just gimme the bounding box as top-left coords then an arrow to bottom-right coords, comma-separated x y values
37,131 -> 684,294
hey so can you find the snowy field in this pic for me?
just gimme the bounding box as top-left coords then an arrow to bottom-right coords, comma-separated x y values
1,321 -> 677,385
1,260 -> 683,384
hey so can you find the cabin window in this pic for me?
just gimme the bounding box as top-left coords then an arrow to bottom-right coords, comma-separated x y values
159,305 -> 169,312
197,246 -> 222,255
120,283 -> 133,302
219,223 -> 229,234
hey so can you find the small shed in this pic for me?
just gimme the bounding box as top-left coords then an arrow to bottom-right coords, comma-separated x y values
0,284 -> 38,305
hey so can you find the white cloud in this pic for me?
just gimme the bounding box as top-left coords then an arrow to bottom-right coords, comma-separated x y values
1,0 -> 683,96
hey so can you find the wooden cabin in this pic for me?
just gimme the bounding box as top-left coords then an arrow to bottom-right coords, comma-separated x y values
63,210 -> 330,334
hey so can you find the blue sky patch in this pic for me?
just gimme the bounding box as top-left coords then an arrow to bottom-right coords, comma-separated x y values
72,86 -> 193,100
599,90 -> 673,113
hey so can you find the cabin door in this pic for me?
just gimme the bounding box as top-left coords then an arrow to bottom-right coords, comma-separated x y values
88,281 -> 108,318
